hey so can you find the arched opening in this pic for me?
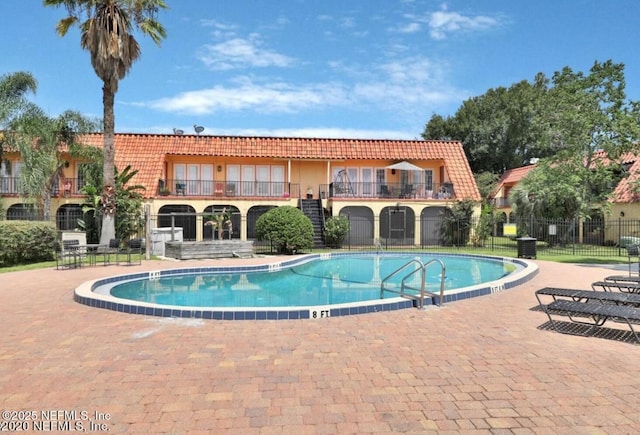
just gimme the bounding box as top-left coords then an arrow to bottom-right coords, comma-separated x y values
247,205 -> 276,239
380,205 -> 415,246
6,204 -> 40,221
420,206 -> 446,246
157,204 -> 196,240
56,204 -> 83,231
338,206 -> 374,246
203,205 -> 240,240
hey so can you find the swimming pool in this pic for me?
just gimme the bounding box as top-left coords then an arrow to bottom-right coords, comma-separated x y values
74,252 -> 538,320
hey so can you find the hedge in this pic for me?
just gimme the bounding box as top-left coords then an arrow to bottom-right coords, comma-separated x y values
0,221 -> 57,267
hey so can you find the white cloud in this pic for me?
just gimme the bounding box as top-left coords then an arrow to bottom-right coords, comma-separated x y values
203,127 -> 417,140
145,78 -> 348,115
198,37 -> 296,70
428,4 -> 499,40
397,22 -> 421,34
141,54 -> 466,120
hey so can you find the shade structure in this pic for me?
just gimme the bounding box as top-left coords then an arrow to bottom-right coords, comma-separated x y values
385,161 -> 423,171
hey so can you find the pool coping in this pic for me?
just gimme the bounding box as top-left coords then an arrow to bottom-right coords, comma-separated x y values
74,252 -> 539,320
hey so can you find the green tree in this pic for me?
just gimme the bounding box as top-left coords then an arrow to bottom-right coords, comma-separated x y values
323,215 -> 350,248
255,206 -> 314,254
7,108 -> 98,221
423,76 -> 548,174
0,71 -> 38,214
439,200 -> 475,246
510,61 -> 640,223
80,165 -> 145,242
44,0 -> 167,244
474,171 -> 500,202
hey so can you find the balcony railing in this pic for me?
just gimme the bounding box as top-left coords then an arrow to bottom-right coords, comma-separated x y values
492,197 -> 511,208
0,177 -> 86,196
320,182 -> 455,200
159,179 -> 300,199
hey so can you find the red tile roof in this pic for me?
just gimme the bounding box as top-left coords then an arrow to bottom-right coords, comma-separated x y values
79,133 -> 481,200
491,165 -> 536,197
612,158 -> 640,203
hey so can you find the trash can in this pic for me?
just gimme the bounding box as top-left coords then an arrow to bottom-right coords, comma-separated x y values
516,237 -> 537,259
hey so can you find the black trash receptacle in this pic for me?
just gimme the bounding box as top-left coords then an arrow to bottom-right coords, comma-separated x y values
516,237 -> 537,259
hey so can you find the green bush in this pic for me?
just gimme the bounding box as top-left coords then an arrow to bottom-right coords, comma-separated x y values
323,216 -> 350,248
255,206 -> 314,254
0,221 -> 57,266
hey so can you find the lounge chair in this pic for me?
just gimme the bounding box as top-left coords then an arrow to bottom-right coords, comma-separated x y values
536,287 -> 640,343
542,299 -> 640,343
604,275 -> 640,284
535,287 -> 640,307
592,280 -> 640,294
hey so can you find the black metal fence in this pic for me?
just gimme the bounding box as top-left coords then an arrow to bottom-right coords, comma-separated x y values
5,208 -> 640,259
254,214 -> 639,258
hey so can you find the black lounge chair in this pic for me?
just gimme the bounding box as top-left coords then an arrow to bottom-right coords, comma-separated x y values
535,287 -> 640,307
604,275 -> 640,284
543,299 -> 640,343
592,281 -> 640,294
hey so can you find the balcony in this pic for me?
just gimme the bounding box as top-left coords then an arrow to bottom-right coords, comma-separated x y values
492,197 -> 511,208
158,179 -> 300,199
0,177 -> 86,197
320,182 -> 455,200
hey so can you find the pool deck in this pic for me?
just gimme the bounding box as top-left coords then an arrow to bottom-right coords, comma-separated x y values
1,258 -> 640,433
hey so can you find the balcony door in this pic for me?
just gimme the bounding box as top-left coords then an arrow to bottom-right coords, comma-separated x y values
361,168 -> 373,196
272,166 -> 284,196
256,165 -> 270,197
241,165 -> 255,196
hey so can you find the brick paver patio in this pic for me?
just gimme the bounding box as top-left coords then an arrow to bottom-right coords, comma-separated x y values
1,257 -> 639,434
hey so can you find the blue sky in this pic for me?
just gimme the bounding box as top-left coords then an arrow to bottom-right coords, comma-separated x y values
3,1 -> 640,139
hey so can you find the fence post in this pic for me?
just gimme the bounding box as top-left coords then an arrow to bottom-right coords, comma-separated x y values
573,217 -> 577,255
144,205 -> 150,260
170,213 -> 176,241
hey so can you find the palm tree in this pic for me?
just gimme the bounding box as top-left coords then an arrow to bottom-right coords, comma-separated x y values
0,71 -> 38,161
9,108 -> 99,221
44,0 -> 167,243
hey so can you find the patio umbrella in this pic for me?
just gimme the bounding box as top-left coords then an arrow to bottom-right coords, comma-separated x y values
385,161 -> 423,171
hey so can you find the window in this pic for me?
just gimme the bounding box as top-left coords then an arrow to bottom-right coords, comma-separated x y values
173,163 -> 214,195
226,164 -> 285,197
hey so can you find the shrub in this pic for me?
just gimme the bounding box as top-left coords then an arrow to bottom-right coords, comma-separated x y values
255,206 -> 314,254
323,216 -> 350,248
0,221 -> 57,266
439,200 -> 475,246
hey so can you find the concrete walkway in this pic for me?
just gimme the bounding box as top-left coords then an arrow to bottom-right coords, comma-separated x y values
1,258 -> 639,434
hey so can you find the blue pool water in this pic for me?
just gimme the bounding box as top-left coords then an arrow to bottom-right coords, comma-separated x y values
109,253 -> 518,308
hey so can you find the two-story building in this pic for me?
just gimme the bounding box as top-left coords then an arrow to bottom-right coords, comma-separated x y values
1,133 -> 481,246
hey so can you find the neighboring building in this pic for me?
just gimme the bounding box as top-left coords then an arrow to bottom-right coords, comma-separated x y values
488,152 -> 640,245
0,133 -> 481,246
490,164 -> 537,219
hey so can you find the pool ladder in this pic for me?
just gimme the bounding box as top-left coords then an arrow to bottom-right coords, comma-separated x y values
380,258 -> 446,308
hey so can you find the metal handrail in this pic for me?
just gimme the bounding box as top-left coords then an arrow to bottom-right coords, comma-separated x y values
424,258 -> 446,307
380,257 -> 447,308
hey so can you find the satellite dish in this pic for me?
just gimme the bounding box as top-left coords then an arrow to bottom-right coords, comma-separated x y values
173,128 -> 184,135
194,125 -> 205,135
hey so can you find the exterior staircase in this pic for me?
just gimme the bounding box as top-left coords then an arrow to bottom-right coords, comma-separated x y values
300,199 -> 325,248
